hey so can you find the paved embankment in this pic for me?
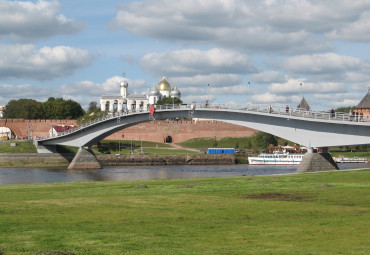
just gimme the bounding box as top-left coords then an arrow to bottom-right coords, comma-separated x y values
0,153 -> 235,166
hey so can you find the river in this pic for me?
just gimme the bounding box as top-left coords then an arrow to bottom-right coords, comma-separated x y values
0,163 -> 369,185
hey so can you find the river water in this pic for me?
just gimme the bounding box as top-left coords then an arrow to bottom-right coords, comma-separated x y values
0,163 -> 369,185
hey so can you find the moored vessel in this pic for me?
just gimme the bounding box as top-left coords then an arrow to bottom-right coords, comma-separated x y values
248,151 -> 304,165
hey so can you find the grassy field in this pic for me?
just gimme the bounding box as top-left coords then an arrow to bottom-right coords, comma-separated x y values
0,170 -> 369,254
0,140 -> 37,153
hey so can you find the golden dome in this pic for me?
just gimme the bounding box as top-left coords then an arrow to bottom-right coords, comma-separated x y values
157,76 -> 171,91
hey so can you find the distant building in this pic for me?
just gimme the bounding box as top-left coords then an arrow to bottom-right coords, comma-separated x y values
100,76 -> 181,113
297,97 -> 311,111
0,127 -> 11,138
354,89 -> 370,121
49,125 -> 76,137
0,105 -> 5,118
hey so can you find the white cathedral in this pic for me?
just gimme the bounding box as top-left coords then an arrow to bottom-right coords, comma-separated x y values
100,76 -> 181,113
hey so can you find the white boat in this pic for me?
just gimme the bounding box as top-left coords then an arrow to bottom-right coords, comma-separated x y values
248,151 -> 304,165
335,157 -> 368,163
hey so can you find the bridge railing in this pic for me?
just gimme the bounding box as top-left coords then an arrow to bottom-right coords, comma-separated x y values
38,103 -> 369,140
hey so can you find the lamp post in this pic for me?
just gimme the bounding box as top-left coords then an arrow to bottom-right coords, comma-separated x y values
119,134 -> 124,155
130,139 -> 133,154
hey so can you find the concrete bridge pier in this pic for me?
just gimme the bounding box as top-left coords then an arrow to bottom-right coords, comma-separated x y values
297,147 -> 338,172
67,147 -> 102,170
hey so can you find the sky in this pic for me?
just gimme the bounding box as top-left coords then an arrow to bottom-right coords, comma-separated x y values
1,0 -> 370,111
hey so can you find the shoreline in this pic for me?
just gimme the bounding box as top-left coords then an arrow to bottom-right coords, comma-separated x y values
0,153 -> 238,168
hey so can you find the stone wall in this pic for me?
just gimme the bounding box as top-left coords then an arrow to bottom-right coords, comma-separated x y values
97,154 -> 235,166
0,119 -> 77,138
0,153 -> 73,163
105,120 -> 256,143
0,119 -> 256,143
0,153 -> 235,166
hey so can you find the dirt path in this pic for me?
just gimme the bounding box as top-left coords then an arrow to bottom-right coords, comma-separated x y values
167,143 -> 202,153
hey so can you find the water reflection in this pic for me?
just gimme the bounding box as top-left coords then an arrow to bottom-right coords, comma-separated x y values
0,163 -> 368,185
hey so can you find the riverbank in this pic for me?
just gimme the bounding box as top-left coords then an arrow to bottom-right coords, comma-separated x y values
0,153 -> 236,167
0,169 -> 369,254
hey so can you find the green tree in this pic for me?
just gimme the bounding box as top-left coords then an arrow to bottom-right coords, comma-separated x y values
88,101 -> 99,113
156,97 -> 182,105
246,139 -> 252,149
41,97 -> 84,119
3,97 -> 84,120
77,102 -> 106,125
3,99 -> 42,119
254,131 -> 277,149
335,106 -> 355,113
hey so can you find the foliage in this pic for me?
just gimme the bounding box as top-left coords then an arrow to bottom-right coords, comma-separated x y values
76,110 -> 106,125
0,170 -> 369,254
254,131 -> 278,148
3,99 -> 42,119
41,97 -> 84,119
156,97 -> 182,105
181,134 -> 283,150
3,97 -> 84,119
335,106 -> 355,113
88,101 -> 99,112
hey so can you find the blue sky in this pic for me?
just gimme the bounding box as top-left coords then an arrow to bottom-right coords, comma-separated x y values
1,0 -> 370,111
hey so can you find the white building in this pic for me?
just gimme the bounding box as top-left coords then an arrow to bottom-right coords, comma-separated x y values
0,105 -> 4,118
100,76 -> 181,113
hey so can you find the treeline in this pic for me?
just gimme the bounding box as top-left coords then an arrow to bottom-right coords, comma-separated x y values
2,97 -> 85,119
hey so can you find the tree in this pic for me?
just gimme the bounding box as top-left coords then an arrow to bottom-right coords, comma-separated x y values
335,106 -> 354,113
3,97 -> 84,120
88,101 -> 99,113
254,131 -> 277,149
3,99 -> 42,119
156,97 -> 182,105
41,97 -> 85,119
77,102 -> 106,125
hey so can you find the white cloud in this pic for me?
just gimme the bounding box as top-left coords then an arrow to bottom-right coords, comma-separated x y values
250,71 -> 286,83
327,12 -> 370,41
0,0 -> 84,41
269,79 -> 348,95
112,0 -> 370,54
139,48 -> 256,77
173,73 -> 242,88
251,92 -> 290,104
281,53 -> 362,75
0,44 -> 93,80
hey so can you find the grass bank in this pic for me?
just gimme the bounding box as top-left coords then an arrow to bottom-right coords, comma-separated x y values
0,140 -> 37,153
0,169 -> 369,254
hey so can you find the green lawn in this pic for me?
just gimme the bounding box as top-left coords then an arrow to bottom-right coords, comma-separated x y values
0,140 -> 37,153
0,170 -> 369,254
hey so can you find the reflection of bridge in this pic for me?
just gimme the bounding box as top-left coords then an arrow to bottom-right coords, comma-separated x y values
36,104 -> 370,170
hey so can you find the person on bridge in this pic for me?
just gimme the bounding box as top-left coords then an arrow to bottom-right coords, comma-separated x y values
330,108 -> 335,118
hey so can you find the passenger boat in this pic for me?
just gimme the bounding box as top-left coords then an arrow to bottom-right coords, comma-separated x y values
248,151 -> 304,165
335,157 -> 368,163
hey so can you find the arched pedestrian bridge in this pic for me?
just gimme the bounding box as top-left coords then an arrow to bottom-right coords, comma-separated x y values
37,103 -> 370,148
35,104 -> 370,170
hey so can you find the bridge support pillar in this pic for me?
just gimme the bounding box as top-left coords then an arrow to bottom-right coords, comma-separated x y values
67,147 -> 102,170
297,147 -> 338,172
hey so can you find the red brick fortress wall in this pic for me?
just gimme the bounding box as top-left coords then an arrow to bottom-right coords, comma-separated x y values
0,119 -> 257,142
0,119 -> 77,138
105,120 -> 257,143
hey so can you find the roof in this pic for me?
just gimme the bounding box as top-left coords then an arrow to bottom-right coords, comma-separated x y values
126,94 -> 147,100
355,91 -> 370,109
100,94 -> 122,99
53,126 -> 76,133
297,97 -> 311,110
